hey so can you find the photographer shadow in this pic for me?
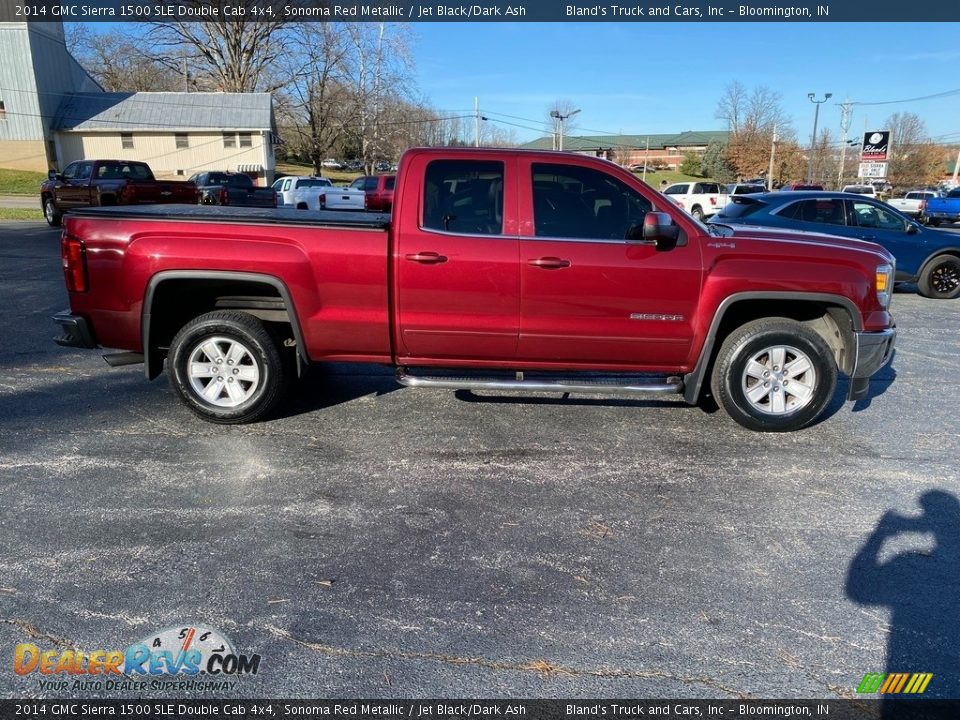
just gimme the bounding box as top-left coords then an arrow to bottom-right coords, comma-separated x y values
845,491 -> 960,707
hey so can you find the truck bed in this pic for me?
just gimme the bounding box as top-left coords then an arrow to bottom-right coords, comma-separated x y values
68,204 -> 391,229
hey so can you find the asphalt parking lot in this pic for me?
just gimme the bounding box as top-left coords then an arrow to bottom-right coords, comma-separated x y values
1,221 -> 958,700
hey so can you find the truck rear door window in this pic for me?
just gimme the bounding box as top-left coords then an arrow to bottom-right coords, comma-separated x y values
532,163 -> 652,240
423,160 -> 504,235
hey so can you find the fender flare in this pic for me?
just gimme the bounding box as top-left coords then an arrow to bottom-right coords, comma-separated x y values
141,270 -> 307,380
682,291 -> 863,404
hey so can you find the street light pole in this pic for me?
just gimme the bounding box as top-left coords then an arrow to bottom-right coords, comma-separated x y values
550,108 -> 581,152
806,92 -> 832,184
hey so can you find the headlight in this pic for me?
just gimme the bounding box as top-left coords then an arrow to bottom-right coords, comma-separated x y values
876,263 -> 893,308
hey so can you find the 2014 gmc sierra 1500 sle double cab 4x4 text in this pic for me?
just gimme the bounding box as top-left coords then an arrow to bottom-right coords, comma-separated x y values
53,148 -> 897,432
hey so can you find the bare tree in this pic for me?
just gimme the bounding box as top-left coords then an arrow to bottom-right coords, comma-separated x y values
716,83 -> 793,178
276,23 -> 357,175
885,112 -> 945,189
67,26 -> 179,92
149,0 -> 291,92
346,23 -> 413,173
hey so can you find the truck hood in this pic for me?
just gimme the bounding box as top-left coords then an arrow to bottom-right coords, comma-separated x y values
719,223 -> 894,262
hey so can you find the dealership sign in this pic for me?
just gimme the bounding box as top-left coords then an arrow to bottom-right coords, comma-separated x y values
859,162 -> 888,178
861,131 -> 890,161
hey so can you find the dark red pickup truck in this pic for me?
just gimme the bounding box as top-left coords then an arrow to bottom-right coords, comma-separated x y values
53,148 -> 896,431
41,160 -> 199,227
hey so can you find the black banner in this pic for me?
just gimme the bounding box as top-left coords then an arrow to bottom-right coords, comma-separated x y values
3,700 -> 960,720
2,0 -> 960,23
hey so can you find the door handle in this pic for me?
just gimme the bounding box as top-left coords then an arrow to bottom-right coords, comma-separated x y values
405,252 -> 448,264
528,257 -> 571,269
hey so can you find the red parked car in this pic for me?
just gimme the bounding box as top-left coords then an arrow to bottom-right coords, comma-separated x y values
53,148 -> 896,431
349,174 -> 395,211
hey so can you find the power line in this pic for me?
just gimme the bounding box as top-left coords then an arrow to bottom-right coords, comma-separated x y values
847,88 -> 960,107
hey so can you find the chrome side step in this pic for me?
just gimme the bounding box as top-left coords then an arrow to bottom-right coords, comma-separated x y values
396,368 -> 683,395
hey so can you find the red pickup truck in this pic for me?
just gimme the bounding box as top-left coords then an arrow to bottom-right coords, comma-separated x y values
53,148 -> 896,432
41,160 -> 199,227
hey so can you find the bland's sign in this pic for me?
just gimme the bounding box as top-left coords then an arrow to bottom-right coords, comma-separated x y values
862,131 -> 891,161
859,162 -> 888,178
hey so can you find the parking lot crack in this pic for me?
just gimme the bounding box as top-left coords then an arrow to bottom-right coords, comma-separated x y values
265,624 -> 746,696
1,619 -> 76,649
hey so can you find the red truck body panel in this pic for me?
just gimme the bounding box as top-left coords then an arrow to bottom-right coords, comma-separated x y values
61,148 -> 894,378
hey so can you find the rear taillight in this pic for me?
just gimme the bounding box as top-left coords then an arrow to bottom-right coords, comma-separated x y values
272,191 -> 278,207
219,187 -> 229,205
710,197 -> 718,206
122,184 -> 136,203
319,193 -> 326,209
919,200 -> 926,213
61,234 -> 87,293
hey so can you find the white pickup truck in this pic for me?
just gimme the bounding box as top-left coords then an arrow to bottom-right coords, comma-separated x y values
662,181 -> 727,220
886,190 -> 941,220
272,176 -> 333,207
272,175 -> 366,210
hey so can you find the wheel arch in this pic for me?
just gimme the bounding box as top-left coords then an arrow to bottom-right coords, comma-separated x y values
142,270 -> 308,381
683,291 -> 862,404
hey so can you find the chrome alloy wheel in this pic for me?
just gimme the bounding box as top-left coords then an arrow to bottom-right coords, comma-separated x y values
44,200 -> 55,224
186,336 -> 261,408
741,345 -> 817,415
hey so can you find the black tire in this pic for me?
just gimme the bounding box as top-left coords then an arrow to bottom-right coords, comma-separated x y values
927,218 -> 941,227
690,206 -> 704,221
43,197 -> 62,227
710,318 -> 837,432
166,311 -> 286,424
918,254 -> 960,299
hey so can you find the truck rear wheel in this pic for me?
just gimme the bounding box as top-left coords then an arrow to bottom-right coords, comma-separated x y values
166,311 -> 286,424
918,254 -> 960,299
710,318 -> 837,432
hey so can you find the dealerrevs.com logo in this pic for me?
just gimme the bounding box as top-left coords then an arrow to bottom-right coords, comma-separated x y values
13,625 -> 261,692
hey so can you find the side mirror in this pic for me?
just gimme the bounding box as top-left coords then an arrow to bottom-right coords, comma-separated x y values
629,211 -> 681,247
906,222 -> 920,235
48,170 -> 59,181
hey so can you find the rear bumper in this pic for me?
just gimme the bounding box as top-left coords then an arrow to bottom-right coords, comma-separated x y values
53,310 -> 97,349
847,327 -> 896,400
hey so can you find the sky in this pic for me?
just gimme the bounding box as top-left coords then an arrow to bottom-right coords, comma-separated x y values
406,22 -> 960,145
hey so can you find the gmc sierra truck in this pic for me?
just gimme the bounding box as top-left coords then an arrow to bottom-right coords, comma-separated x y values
53,148 -> 896,432
41,160 -> 199,226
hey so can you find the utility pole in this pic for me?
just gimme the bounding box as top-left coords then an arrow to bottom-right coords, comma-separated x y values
767,124 -> 778,191
474,96 -> 480,148
837,99 -> 852,188
806,92 -> 832,184
642,136 -> 649,183
550,108 -> 580,152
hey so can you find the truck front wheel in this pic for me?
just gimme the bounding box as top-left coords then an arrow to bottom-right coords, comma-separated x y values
44,197 -> 62,227
167,311 -> 286,424
710,318 -> 837,432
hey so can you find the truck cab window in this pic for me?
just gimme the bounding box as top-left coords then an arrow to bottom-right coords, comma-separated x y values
532,163 -> 653,240
423,160 -> 504,235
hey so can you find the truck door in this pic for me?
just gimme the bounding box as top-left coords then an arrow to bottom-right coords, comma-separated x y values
517,159 -> 702,369
394,156 -> 519,361
58,161 -> 92,209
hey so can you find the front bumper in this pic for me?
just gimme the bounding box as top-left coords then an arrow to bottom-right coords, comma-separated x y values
53,310 -> 97,349
847,327 -> 896,400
